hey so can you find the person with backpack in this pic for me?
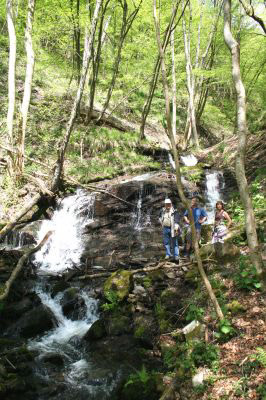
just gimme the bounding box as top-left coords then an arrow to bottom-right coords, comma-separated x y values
159,198 -> 181,262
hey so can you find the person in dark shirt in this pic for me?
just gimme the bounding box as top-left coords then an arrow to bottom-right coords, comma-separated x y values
183,197 -> 207,258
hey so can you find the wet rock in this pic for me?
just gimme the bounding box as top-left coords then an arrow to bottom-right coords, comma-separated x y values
84,319 -> 106,341
6,304 -> 55,338
106,315 -> 132,336
61,288 -> 85,320
133,315 -> 156,347
41,352 -> 64,366
160,287 -> 180,312
50,280 -> 70,298
104,270 -> 133,301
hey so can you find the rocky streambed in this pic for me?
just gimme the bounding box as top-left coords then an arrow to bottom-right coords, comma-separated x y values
0,168 -> 235,400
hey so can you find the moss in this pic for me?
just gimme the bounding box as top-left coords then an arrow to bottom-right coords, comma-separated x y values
226,300 -> 246,314
104,269 -> 133,301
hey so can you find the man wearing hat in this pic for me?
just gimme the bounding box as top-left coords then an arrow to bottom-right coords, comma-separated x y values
159,198 -> 181,262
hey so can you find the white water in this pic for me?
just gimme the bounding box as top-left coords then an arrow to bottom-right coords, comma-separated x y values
28,285 -> 101,396
121,171 -> 157,183
29,289 -> 98,353
34,190 -> 95,274
180,154 -> 198,166
204,171 -> 225,223
131,185 -> 151,231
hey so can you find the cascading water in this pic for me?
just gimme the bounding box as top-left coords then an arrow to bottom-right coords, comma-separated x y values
180,154 -> 198,166
34,190 -> 95,274
26,190 -> 124,399
204,171 -> 225,223
131,184 -> 151,232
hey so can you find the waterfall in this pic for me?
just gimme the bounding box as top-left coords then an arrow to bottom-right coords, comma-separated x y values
180,154 -> 198,166
27,284 -> 120,398
204,171 -> 225,223
28,190 -> 123,398
131,184 -> 151,232
34,190 -> 95,274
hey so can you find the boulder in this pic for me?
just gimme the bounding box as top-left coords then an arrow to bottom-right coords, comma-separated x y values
104,270 -> 133,301
84,319 -> 106,341
6,304 -> 55,338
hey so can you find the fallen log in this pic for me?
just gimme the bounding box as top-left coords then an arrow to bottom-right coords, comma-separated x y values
0,231 -> 52,301
75,260 -> 195,280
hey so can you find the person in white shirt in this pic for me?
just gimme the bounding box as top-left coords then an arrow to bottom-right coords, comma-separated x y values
159,198 -> 181,262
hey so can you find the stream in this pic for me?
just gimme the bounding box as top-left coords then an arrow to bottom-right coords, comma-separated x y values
0,155 -> 226,399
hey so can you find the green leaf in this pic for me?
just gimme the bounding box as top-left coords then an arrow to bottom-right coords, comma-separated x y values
254,282 -> 261,288
221,325 -> 231,334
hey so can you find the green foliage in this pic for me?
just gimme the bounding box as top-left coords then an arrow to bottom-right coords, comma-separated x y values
163,341 -> 219,376
101,290 -> 119,312
256,383 -> 266,400
233,256 -> 261,291
125,365 -> 150,387
191,342 -> 220,368
251,347 -> 266,368
214,318 -> 236,342
185,304 -> 204,322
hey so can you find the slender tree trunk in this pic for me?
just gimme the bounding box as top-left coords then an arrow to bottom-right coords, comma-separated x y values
140,0 -> 184,140
87,0 -> 111,123
51,0 -> 103,192
182,0 -> 199,149
6,0 -> 16,175
223,0 -> 264,279
154,0 -> 224,320
98,0 -> 142,122
16,0 -> 35,175
171,0 -> 177,143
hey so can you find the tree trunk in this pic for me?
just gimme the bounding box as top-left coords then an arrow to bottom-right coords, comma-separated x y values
182,0 -> 199,149
171,0 -> 177,143
139,0 -> 183,140
223,0 -> 264,279
51,0 -> 103,192
154,0 -> 224,321
87,0 -> 111,123
16,0 -> 35,175
6,0 -> 17,175
98,0 -> 142,122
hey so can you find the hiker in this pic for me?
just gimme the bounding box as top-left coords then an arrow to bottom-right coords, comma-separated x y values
159,198 -> 181,262
183,196 -> 207,258
212,201 -> 232,244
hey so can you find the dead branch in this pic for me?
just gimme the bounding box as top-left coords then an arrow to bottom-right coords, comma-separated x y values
0,193 -> 42,242
0,231 -> 52,301
23,173 -> 53,196
75,260 -> 196,280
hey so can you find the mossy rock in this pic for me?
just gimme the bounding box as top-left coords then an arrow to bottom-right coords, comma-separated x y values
106,315 -> 132,336
184,267 -> 199,284
147,269 -> 165,283
160,288 -> 179,310
84,319 -> 106,341
134,315 -> 156,347
104,270 -> 133,301
226,300 -> 246,314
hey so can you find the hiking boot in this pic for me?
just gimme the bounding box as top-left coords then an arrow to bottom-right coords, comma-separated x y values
165,255 -> 170,260
174,257 -> 179,264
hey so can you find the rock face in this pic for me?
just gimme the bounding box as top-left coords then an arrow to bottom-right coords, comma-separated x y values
80,172 -> 199,267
